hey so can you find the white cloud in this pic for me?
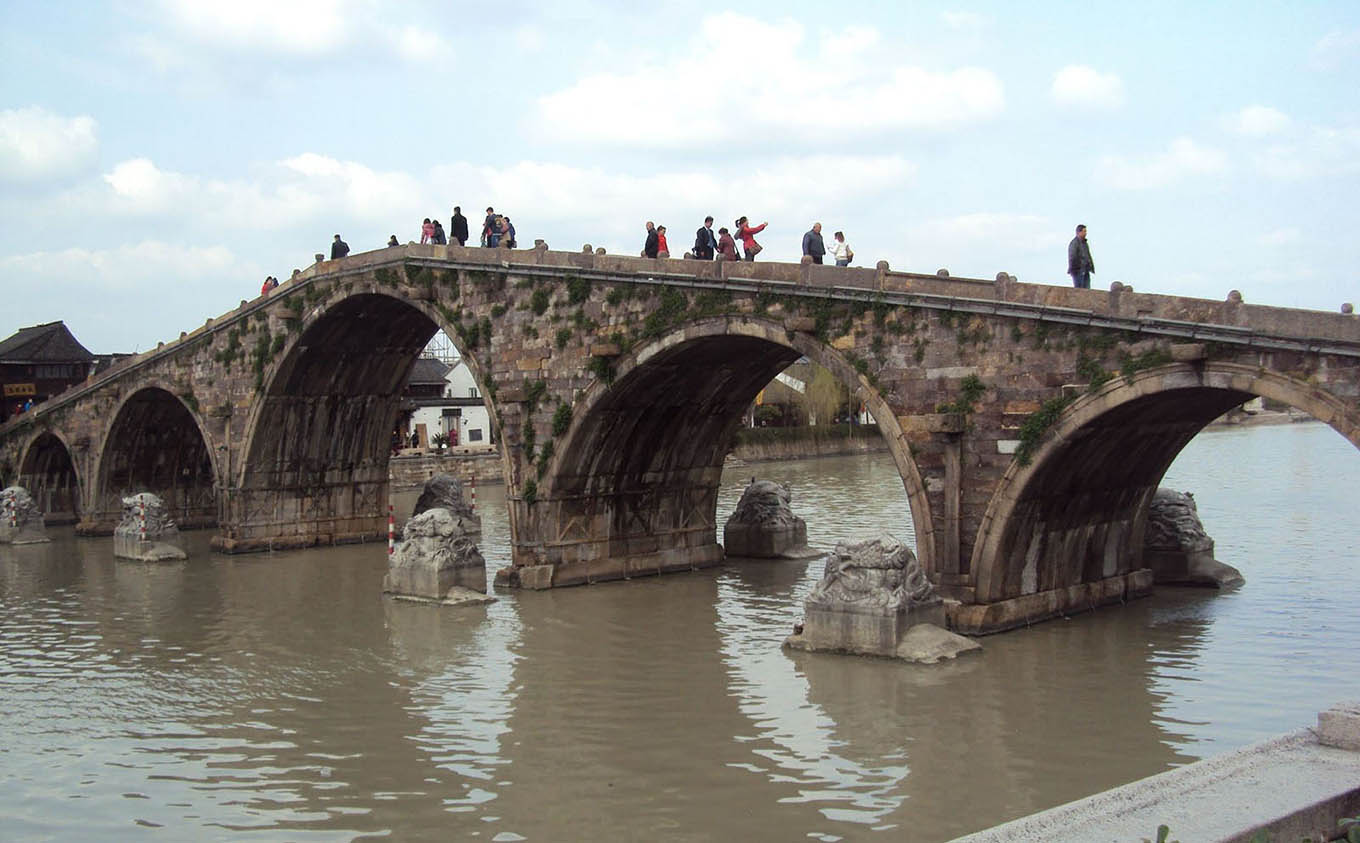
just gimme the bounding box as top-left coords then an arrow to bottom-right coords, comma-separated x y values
1253,126 -> 1360,181
1260,227 -> 1300,246
1051,65 -> 1125,109
514,25 -> 545,53
911,212 -> 1064,256
0,240 -> 243,292
390,26 -> 448,63
1229,105 -> 1291,136
0,241 -> 263,352
1310,27 -> 1360,70
0,107 -> 98,183
156,0 -> 352,55
537,13 -> 1004,146
1095,138 -> 1228,190
941,11 -> 990,30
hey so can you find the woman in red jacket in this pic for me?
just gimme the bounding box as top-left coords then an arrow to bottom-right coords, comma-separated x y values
735,216 -> 767,261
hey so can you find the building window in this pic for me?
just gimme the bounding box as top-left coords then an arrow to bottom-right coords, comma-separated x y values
468,429 -> 483,442
35,364 -> 77,379
468,387 -> 479,398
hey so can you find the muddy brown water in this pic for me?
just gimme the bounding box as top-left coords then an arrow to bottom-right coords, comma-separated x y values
2,422 -> 1357,841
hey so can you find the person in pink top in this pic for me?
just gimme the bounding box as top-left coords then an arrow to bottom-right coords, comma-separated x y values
420,217 -> 435,244
735,216 -> 767,261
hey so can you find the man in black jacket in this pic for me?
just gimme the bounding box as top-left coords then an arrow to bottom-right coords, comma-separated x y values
1067,224 -> 1094,288
451,207 -> 469,246
801,223 -> 826,264
643,221 -> 659,258
331,234 -> 349,259
693,216 -> 718,259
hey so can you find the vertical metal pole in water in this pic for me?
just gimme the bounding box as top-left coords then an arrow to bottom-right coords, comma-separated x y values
469,476 -> 476,514
388,504 -> 394,556
138,498 -> 146,543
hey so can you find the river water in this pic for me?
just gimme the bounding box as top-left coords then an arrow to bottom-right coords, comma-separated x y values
2,422 -> 1357,841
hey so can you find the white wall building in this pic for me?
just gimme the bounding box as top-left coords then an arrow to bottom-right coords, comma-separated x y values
402,357 -> 494,449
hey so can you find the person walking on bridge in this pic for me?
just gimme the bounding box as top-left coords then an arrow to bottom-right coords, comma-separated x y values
432,219 -> 447,245
331,234 -> 349,259
736,216 -> 767,260
420,218 -> 435,244
644,221 -> 659,258
451,207 -> 468,246
1068,224 -> 1094,289
694,216 -> 718,260
483,207 -> 499,247
802,222 -> 826,264
716,226 -> 739,261
831,231 -> 853,266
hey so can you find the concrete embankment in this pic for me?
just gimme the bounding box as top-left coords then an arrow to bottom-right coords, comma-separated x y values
388,430 -> 889,488
390,448 -> 503,490
726,428 -> 888,463
953,701 -> 1360,843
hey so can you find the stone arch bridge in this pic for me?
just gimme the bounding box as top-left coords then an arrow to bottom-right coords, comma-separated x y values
3,244 -> 1357,632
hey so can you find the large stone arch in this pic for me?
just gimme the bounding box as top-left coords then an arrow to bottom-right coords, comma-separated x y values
517,315 -> 932,586
223,290 -> 500,552
969,362 -> 1360,613
17,427 -> 82,524
86,384 -> 219,533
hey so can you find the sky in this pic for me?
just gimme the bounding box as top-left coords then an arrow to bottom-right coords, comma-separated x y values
1,0 -> 1358,353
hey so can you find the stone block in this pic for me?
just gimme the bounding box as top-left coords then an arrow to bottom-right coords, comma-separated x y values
831,334 -> 855,351
722,479 -> 810,558
898,413 -> 965,434
588,343 -> 621,357
384,508 -> 486,598
784,316 -> 816,333
516,564 -> 556,589
0,486 -> 50,545
1170,342 -> 1207,362
113,493 -> 186,561
1003,400 -> 1042,415
1316,700 -> 1360,750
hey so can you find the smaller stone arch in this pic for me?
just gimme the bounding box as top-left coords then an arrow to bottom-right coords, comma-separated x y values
87,385 -> 219,534
520,315 -> 934,585
17,427 -> 83,524
970,362 -> 1360,610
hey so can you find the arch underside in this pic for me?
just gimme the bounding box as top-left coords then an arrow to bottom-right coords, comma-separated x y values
536,334 -> 803,583
980,385 -> 1254,605
223,294 -> 438,551
19,432 -> 80,524
95,388 -> 216,530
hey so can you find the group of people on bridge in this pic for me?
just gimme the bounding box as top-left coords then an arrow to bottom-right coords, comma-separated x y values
649,217 -> 855,266
316,210 -> 1098,290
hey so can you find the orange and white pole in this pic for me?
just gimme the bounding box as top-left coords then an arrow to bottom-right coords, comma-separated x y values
469,476 -> 476,514
138,498 -> 146,543
387,504 -> 395,555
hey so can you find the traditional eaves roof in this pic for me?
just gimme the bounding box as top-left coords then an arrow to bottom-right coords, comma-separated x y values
0,322 -> 95,363
407,356 -> 452,386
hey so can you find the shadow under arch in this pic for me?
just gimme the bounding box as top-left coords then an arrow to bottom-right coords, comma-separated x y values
970,361 -> 1360,607
17,428 -> 82,524
87,385 -> 219,533
224,291 -> 499,552
523,316 -> 933,585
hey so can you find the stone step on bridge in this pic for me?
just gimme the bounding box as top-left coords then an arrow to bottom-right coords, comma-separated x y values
2,242 -> 1357,633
